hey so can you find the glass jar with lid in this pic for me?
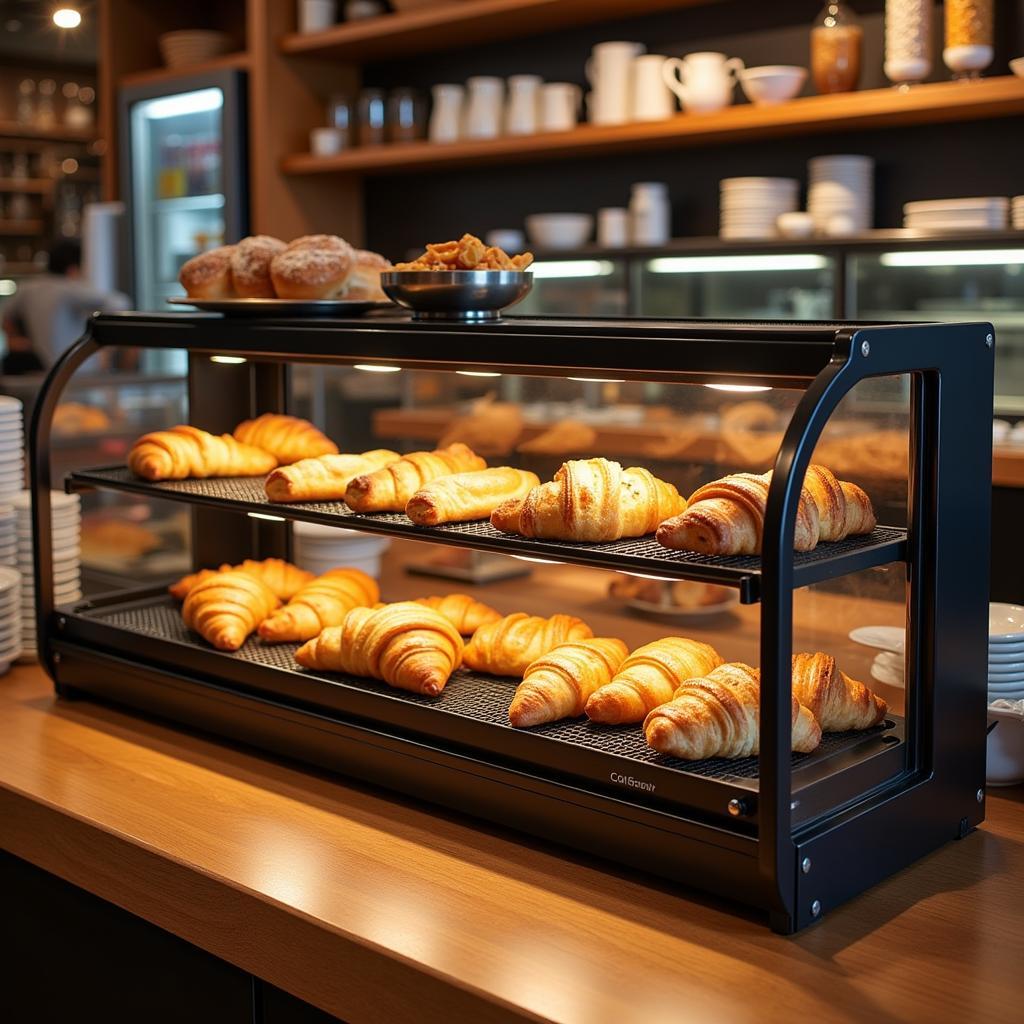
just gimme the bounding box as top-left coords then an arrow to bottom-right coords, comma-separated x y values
357,88 -> 387,146
885,0 -> 932,87
943,0 -> 993,79
811,2 -> 863,94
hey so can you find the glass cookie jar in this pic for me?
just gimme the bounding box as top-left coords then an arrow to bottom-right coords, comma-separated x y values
811,2 -> 863,94
943,0 -> 993,79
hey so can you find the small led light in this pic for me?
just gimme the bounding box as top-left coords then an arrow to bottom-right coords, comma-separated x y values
210,355 -> 246,364
510,555 -> 560,565
354,364 -> 401,373
53,8 -> 82,29
0,280 -> 16,296
247,512 -> 286,522
705,383 -> 772,393
455,370 -> 502,377
60,157 -> 79,174
622,570 -> 678,582
568,377 -> 625,383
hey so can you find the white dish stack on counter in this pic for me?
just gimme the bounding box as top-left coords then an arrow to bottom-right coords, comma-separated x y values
718,177 -> 799,239
903,196 -> 1009,232
1011,195 -> 1024,230
12,490 -> 82,659
0,565 -> 21,672
807,154 -> 874,236
292,521 -> 390,580
0,396 -> 25,502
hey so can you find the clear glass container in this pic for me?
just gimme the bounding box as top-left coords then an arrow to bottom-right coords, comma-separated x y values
885,0 -> 932,86
357,88 -> 387,146
512,259 -> 628,317
943,0 -> 993,79
811,2 -> 863,94
386,87 -> 425,143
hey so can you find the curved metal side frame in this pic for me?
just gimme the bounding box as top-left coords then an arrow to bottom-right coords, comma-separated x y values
30,322 -> 104,682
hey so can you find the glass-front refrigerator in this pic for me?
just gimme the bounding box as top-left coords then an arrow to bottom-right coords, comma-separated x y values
120,70 -> 247,322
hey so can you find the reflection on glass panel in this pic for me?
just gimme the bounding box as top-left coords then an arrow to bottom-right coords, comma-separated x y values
853,247 -> 1024,413
637,253 -> 835,320
513,259 -> 627,317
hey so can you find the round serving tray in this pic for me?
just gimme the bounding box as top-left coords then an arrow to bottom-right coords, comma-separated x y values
167,296 -> 394,317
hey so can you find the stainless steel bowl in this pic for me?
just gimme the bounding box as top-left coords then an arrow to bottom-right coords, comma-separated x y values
381,270 -> 533,321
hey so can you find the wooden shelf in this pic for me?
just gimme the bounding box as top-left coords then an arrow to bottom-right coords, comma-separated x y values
279,0 -> 705,62
0,262 -> 44,275
282,76 -> 1024,177
0,178 -> 53,193
118,51 -> 250,89
0,220 -> 44,236
0,121 -> 96,144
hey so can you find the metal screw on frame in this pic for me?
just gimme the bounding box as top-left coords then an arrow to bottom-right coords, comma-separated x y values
860,340 -> 870,357
727,798 -> 746,817
801,857 -> 812,874
985,334 -> 993,348
976,788 -> 984,803
811,899 -> 821,918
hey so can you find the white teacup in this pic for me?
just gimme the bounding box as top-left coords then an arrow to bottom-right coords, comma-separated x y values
539,82 -> 581,132
586,40 -> 645,125
663,51 -> 743,115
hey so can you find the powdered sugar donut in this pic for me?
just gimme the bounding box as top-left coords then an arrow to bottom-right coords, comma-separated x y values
231,235 -> 286,298
179,245 -> 236,299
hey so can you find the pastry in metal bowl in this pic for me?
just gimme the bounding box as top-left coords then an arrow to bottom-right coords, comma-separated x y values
381,269 -> 533,321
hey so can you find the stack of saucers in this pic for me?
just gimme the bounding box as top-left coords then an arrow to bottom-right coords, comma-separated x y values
988,603 -> 1024,702
903,197 -> 1008,232
292,521 -> 390,580
12,490 -> 82,659
807,155 -> 874,235
719,177 -> 799,239
0,396 -> 25,502
0,565 -> 21,673
0,503 -> 15,568
1012,196 -> 1024,230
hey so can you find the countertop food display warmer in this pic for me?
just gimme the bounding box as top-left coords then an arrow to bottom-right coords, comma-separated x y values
30,312 -> 992,934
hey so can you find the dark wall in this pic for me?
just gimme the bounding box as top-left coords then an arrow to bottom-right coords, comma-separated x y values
360,0 -> 1024,258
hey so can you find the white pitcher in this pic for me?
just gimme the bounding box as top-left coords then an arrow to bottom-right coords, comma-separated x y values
630,54 -> 674,121
663,52 -> 743,114
429,83 -> 464,143
464,76 -> 504,139
539,82 -> 581,132
586,40 -> 645,125
505,74 -> 542,135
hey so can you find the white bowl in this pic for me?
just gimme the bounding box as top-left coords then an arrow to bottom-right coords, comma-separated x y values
525,214 -> 594,250
776,211 -> 814,239
990,602 -> 1024,642
987,706 -> 1024,785
738,65 -> 807,106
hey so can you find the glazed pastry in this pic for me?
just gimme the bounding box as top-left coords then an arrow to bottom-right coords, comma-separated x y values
182,570 -> 280,652
233,413 -> 338,465
345,443 -> 486,513
258,568 -> 379,642
792,651 -> 887,731
230,235 -> 286,298
414,594 -> 502,635
585,636 -> 724,724
169,558 -> 314,602
178,245 -> 236,298
462,612 -> 594,677
405,467 -> 540,526
490,458 -> 686,542
270,238 -> 356,300
128,425 -> 277,481
644,662 -> 822,759
295,602 -> 464,696
655,464 -> 875,556
509,637 -> 629,728
264,450 -> 401,503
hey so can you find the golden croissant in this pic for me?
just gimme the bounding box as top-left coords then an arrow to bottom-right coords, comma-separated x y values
182,570 -> 280,651
128,425 -> 277,481
509,637 -> 629,728
295,601 -> 464,696
344,443 -> 486,512
490,458 -> 685,542
792,651 -> 887,732
405,467 -> 540,526
644,662 -> 822,759
585,636 -> 724,724
258,568 -> 380,642
462,612 -> 594,677
233,413 -> 338,465
169,558 -> 314,602
414,594 -> 502,635
264,450 -> 400,503
655,464 -> 876,556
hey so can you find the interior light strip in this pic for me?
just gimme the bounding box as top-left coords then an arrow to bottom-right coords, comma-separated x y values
879,249 -> 1024,268
529,260 -> 615,279
647,254 -> 827,274
144,88 -> 223,120
354,364 -> 401,373
210,355 -> 246,364
456,370 -> 502,377
247,512 -> 286,522
705,383 -> 772,393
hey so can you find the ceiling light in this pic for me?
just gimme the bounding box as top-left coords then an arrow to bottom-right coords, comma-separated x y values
53,8 -> 81,29
705,383 -> 772,392
354,364 -> 401,373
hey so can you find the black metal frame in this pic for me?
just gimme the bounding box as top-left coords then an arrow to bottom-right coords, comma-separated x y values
30,312 -> 994,933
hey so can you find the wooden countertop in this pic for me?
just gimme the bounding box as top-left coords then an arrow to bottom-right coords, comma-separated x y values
1,656 -> 1022,1023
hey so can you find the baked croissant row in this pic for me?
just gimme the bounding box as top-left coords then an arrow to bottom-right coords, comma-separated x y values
129,425 -> 278,481
406,467 -> 540,526
345,443 -> 487,512
233,413 -> 338,465
491,458 -> 686,542
463,612 -> 594,677
656,464 -> 876,556
644,662 -> 822,760
182,570 -> 281,651
295,602 -> 464,696
792,651 -> 887,731
169,557 -> 314,601
414,593 -> 502,635
509,638 -> 629,727
264,449 -> 400,503
585,636 -> 724,724
258,568 -> 380,642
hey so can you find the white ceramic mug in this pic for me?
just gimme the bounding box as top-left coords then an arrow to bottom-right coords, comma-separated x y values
505,74 -> 542,135
298,0 -> 336,33
310,126 -> 346,156
586,40 -> 645,125
663,51 -> 743,115
630,54 -> 674,121
429,83 -> 464,143
463,76 -> 504,139
539,82 -> 581,132
597,207 -> 630,248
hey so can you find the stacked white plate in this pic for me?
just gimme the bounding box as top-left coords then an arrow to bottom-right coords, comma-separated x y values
11,490 -> 82,658
988,603 -> 1024,700
0,396 -> 25,502
807,154 -> 873,235
719,177 -> 799,239
0,503 -> 15,568
903,197 -> 1009,232
0,565 -> 22,673
1012,196 -> 1024,230
292,521 -> 390,580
